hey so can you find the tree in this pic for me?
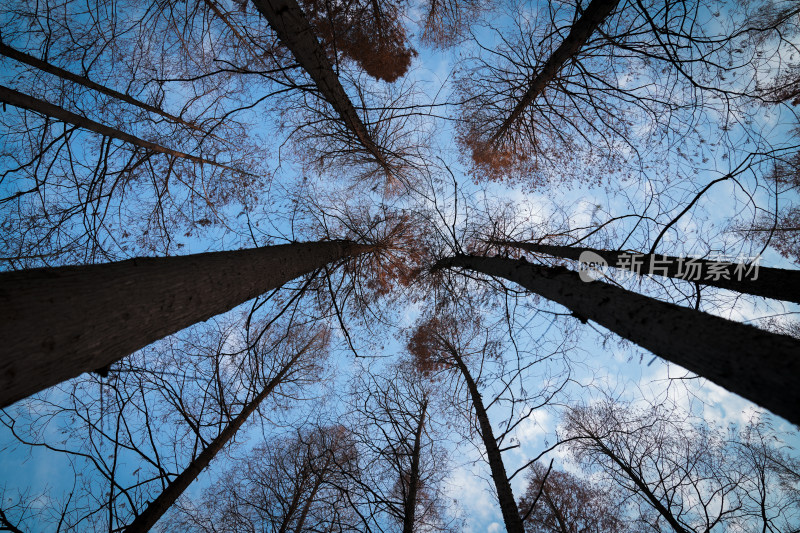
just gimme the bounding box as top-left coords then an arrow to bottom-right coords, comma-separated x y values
171,425 -> 360,532
517,462 -> 627,533
454,0 -> 800,185
0,239 -> 372,406
250,0 -> 398,176
493,240 -> 800,304
124,326 -> 329,532
563,399 -> 800,532
344,361 -> 455,532
0,311 -> 333,531
408,313 -> 526,533
432,253 -> 800,424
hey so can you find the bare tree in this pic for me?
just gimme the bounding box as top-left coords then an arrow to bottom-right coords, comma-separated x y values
517,462 -> 628,533
492,240 -> 800,304
563,399 -> 800,532
0,314 -> 332,532
171,424 -> 360,532
343,360 -> 455,532
407,313 -> 526,533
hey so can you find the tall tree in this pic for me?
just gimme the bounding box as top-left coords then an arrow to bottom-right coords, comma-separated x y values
432,253 -> 800,424
124,327 -> 329,532
493,240 -> 800,304
250,0 -> 397,176
344,361 -> 453,532
408,314 -> 526,533
0,239 -> 372,406
563,399 -> 800,532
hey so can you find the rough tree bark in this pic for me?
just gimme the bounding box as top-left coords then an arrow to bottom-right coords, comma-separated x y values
249,0 -> 393,173
446,343 -> 524,533
489,0 -> 621,144
0,85 -> 239,172
402,398 -> 428,533
0,240 -> 372,407
123,334 -> 320,533
434,254 -> 800,425
496,240 -> 800,304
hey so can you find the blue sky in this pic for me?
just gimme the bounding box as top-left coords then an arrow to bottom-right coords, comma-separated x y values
1,0 -> 799,530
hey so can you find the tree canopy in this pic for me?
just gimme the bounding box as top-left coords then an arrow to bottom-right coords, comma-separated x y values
1,0 -> 799,531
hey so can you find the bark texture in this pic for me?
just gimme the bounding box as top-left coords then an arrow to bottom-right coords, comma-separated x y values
448,346 -> 524,533
0,85 -> 237,172
249,0 -> 392,173
490,0 -> 620,143
498,241 -> 800,304
123,338 -> 314,532
436,255 -> 800,425
0,240 -> 370,407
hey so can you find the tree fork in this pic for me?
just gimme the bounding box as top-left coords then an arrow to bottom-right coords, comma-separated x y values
435,255 -> 800,425
123,334 -> 318,532
0,240 -> 372,407
495,240 -> 800,304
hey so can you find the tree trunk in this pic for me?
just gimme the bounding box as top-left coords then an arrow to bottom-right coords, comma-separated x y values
490,0 -> 620,144
249,0 -> 393,174
124,335 -> 316,532
0,42 -> 207,135
0,240 -> 371,407
594,439 -> 690,533
402,398 -> 428,533
434,255 -> 800,425
448,345 -> 524,533
0,85 -> 239,172
497,240 -> 800,304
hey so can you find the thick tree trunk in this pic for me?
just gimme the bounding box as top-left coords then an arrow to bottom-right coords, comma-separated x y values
249,0 -> 393,174
402,398 -> 428,533
497,241 -> 800,304
124,337 -> 315,532
435,255 -> 800,425
0,240 -> 371,407
490,0 -> 620,144
448,346 -> 524,533
0,85 -> 239,172
0,42 -> 207,134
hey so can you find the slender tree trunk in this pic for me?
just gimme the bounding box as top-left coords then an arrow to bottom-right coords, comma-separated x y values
542,488 -> 570,533
0,85 -> 241,173
496,241 -> 800,305
490,0 -> 620,144
594,439 -> 690,533
447,345 -> 524,533
402,398 -> 428,533
0,240 -> 371,407
292,475 -> 323,533
124,336 -> 316,532
249,0 -> 393,174
434,255 -> 800,425
0,42 -> 207,134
